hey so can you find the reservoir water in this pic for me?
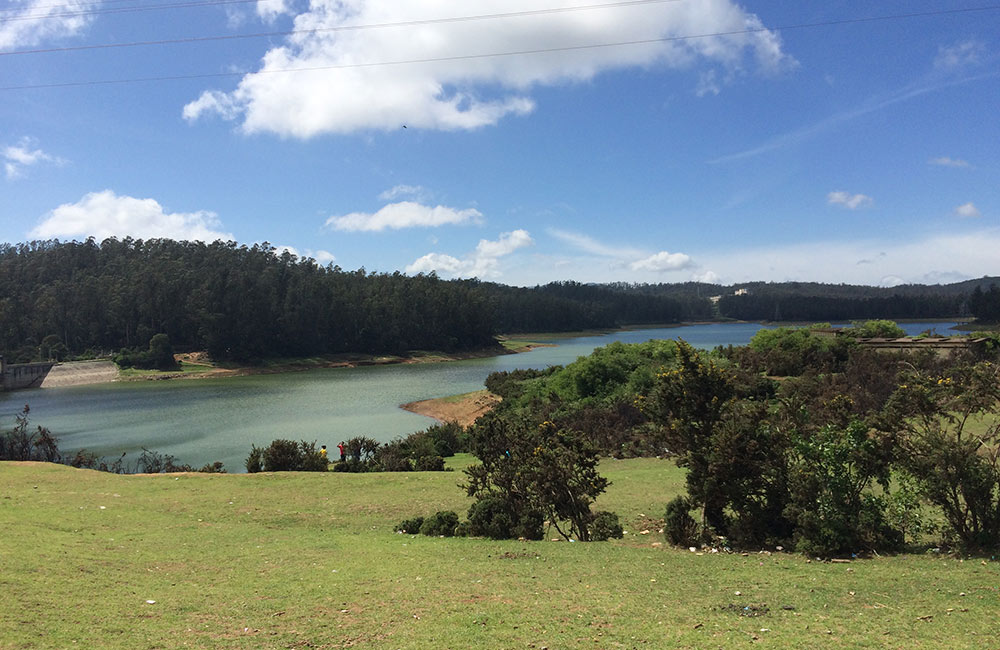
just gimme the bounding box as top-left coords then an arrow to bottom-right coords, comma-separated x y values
1,321 -> 958,471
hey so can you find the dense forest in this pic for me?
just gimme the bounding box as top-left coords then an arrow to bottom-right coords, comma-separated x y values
2,239 -> 997,363
0,239 -> 702,362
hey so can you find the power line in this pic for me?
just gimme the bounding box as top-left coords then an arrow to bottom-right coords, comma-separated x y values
2,4 -> 998,91
2,0 -> 262,22
3,0 -> 680,55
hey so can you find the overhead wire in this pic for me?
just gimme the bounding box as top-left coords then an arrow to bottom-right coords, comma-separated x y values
2,0 -> 681,55
2,4 -> 998,91
2,0 -> 264,22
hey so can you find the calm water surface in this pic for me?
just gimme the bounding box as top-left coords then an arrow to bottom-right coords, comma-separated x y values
0,321 -> 957,471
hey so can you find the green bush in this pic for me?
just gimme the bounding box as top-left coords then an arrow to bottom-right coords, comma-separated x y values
664,496 -> 698,547
246,439 -> 329,473
245,445 -> 263,473
419,511 -> 459,537
466,497 -> 544,540
589,511 -> 624,541
414,454 -> 445,472
397,517 -> 424,534
263,439 -> 302,472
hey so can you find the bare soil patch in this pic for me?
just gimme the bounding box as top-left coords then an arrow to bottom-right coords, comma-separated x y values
401,390 -> 501,427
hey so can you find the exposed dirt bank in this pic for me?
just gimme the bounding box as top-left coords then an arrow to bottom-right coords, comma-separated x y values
401,390 -> 501,427
34,343 -> 552,390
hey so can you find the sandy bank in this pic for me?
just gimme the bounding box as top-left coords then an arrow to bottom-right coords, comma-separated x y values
401,390 -> 500,427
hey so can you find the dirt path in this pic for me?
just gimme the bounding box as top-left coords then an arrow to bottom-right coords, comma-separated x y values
401,390 -> 500,427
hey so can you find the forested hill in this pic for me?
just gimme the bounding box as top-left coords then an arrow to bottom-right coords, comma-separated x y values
0,239 -> 706,362
2,239 -> 995,363
713,279 -> 1000,322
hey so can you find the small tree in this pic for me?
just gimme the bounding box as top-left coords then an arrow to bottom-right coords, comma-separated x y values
884,361 -> 1000,552
643,341 -> 734,536
463,413 -> 610,541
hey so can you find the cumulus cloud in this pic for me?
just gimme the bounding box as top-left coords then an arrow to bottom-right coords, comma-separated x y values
183,0 -> 792,137
326,201 -> 483,232
629,251 -> 693,272
0,0 -> 94,50
954,202 -> 981,218
406,229 -> 533,278
934,40 -> 986,70
256,0 -> 293,22
827,191 -> 872,210
29,190 -> 233,241
3,138 -> 65,179
692,270 -> 720,284
929,156 -> 971,168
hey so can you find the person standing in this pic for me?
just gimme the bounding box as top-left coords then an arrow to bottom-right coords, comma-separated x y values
337,442 -> 345,462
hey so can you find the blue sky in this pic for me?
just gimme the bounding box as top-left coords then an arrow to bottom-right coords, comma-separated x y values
2,0 -> 998,287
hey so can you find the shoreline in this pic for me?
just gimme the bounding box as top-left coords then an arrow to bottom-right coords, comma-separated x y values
33,340 -> 553,390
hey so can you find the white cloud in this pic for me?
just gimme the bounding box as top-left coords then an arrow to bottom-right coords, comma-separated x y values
3,138 -> 65,179
184,0 -> 792,137
326,201 -> 483,232
378,185 -> 429,202
406,229 -> 533,278
256,0 -> 293,22
0,0 -> 94,50
692,270 -> 719,284
929,156 -> 971,168
29,190 -> 233,241
954,202 -> 981,218
934,40 -> 986,70
827,191 -> 872,210
629,251 -> 692,272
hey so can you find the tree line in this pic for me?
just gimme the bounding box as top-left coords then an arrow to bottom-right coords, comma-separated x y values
0,239 -> 698,362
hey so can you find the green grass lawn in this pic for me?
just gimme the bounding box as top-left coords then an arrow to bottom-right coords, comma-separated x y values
2,459 -> 998,649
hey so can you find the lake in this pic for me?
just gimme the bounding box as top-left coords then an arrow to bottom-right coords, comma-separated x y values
0,321 -> 958,471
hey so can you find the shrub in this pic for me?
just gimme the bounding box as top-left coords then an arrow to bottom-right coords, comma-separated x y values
262,439 -> 302,472
414,454 -> 446,472
245,445 -> 263,473
466,497 -> 544,540
467,497 -> 515,539
664,496 -> 698,547
374,441 -> 414,472
247,439 -> 329,472
298,440 -> 328,472
0,405 -> 60,462
589,511 -> 624,541
397,517 -> 425,534
420,511 -> 460,537
885,361 -> 1000,552
198,461 -> 227,473
785,422 -> 900,557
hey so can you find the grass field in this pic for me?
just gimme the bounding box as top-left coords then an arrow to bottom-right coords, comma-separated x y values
2,458 -> 998,649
